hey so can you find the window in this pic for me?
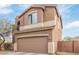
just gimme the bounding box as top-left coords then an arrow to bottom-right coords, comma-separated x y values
17,21 -> 20,31
28,12 -> 37,24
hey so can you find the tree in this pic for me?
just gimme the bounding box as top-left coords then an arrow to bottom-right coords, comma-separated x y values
0,19 -> 12,45
0,34 -> 5,46
64,36 -> 72,41
11,24 -> 16,32
0,19 -> 12,33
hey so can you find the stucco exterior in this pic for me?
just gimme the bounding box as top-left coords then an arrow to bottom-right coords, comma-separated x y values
13,4 -> 62,54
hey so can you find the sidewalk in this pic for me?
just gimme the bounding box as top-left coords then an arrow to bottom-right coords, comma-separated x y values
56,52 -> 79,55
0,51 -> 78,55
0,51 -> 48,55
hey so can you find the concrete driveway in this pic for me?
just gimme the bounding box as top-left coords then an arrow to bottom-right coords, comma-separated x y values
0,51 -> 48,55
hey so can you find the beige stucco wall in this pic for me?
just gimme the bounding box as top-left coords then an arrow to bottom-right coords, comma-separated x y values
14,28 -> 55,54
44,7 -> 55,22
14,4 -> 62,54
16,8 -> 44,26
16,6 -> 57,26
51,8 -> 62,53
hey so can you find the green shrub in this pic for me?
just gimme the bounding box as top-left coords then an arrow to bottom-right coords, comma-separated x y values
4,43 -> 12,51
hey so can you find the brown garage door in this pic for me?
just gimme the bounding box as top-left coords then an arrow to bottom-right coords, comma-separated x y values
17,36 -> 48,53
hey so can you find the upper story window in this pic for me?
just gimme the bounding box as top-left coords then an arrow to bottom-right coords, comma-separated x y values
28,12 -> 37,24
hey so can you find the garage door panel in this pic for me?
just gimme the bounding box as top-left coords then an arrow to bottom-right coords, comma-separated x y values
17,37 -> 48,53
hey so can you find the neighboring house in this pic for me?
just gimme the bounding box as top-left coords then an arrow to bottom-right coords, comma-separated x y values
13,4 -> 63,54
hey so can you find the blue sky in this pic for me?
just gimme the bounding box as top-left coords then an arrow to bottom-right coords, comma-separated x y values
58,4 -> 79,38
0,4 -> 79,38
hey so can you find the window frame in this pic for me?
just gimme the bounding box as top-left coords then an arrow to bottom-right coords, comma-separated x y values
28,11 -> 37,24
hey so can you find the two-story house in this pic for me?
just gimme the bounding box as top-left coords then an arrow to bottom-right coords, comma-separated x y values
13,4 -> 63,54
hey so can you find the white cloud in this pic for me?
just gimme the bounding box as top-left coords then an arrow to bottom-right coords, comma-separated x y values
58,4 -> 75,18
64,21 -> 79,29
0,4 -> 13,14
0,8 -> 13,14
0,4 -> 11,8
